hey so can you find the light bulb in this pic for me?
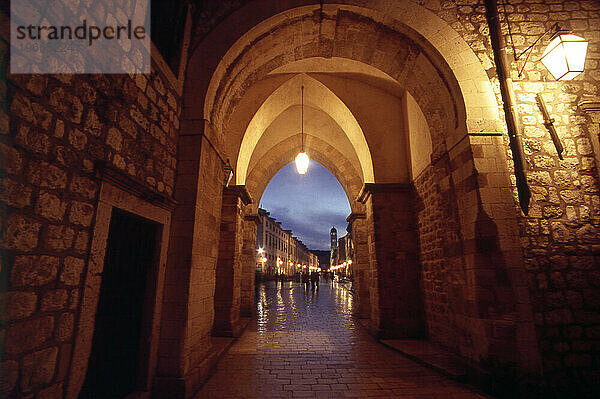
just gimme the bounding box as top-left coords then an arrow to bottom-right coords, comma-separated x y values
295,152 -> 309,174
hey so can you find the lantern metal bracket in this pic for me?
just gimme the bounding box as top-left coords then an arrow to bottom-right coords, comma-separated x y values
508,19 -> 562,78
502,0 -> 564,77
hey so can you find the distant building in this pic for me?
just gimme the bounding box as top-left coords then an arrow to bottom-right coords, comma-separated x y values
330,226 -> 337,267
256,208 -> 318,276
331,224 -> 354,278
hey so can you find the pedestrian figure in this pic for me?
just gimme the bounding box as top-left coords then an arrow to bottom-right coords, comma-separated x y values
302,270 -> 310,291
310,270 -> 319,290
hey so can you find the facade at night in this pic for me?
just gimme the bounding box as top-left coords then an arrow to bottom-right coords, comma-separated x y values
1,0 -> 599,398
255,208 -> 318,276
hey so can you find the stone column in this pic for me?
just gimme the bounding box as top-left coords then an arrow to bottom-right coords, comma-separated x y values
154,119 -> 226,398
358,183 -> 425,338
450,133 -> 541,377
347,212 -> 370,320
240,213 -> 260,317
212,185 -> 251,337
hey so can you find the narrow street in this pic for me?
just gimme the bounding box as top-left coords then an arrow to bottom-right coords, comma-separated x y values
196,280 -> 489,398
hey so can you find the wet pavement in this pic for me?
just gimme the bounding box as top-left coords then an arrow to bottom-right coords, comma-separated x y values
195,279 -> 490,398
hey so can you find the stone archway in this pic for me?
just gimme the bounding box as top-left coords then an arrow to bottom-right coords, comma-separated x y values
158,2 -> 541,395
245,134 -> 364,214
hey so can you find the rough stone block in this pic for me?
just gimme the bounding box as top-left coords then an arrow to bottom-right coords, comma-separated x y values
44,225 -> 75,252
0,143 -> 23,174
68,128 -> 87,151
69,176 -> 98,200
25,75 -> 47,96
15,124 -> 51,155
41,289 -> 68,312
6,316 -> 54,354
10,94 -> 34,123
106,127 -> 123,151
84,110 -> 102,137
60,257 -> 84,286
0,360 -> 19,397
73,230 -> 90,254
11,255 -> 59,287
0,291 -> 37,320
26,161 -> 67,189
35,191 -> 67,222
69,201 -> 95,227
0,178 -> 32,208
69,289 -> 79,310
55,312 -> 75,342
49,87 -> 83,124
21,346 -> 58,392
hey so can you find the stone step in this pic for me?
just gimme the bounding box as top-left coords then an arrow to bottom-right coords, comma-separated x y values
380,339 -> 469,382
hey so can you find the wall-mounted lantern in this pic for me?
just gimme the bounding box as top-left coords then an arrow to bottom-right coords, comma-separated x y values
484,0 -> 591,215
540,32 -> 588,81
507,20 -> 588,81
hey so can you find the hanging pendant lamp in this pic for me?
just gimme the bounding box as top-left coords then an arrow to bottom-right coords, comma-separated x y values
295,85 -> 309,174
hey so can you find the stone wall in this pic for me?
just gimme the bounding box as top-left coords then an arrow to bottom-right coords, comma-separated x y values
213,187 -> 248,337
414,162 -> 466,353
0,9 -> 180,397
422,0 -> 600,391
362,185 -> 425,338
240,215 -> 259,317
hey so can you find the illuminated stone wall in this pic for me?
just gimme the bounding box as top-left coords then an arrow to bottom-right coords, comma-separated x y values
428,0 -> 600,391
1,49 -> 179,399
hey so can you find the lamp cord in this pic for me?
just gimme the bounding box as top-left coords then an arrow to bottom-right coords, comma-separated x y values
301,85 -> 304,152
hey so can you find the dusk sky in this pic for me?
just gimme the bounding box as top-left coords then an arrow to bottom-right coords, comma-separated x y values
259,161 -> 351,250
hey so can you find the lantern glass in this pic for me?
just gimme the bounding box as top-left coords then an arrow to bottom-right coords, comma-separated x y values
295,152 -> 309,174
541,34 -> 588,81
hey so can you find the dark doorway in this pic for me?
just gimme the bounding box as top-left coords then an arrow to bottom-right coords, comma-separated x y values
79,209 -> 159,398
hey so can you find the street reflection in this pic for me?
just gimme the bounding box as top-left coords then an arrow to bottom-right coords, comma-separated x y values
198,277 -> 482,398
255,278 -> 355,343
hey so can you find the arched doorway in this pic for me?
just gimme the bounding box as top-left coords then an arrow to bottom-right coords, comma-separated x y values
156,2 -> 541,395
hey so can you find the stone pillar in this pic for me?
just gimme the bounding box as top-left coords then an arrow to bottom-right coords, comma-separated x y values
154,119 -> 226,398
451,133 -> 541,379
212,185 -> 251,337
240,213 -> 260,317
358,183 -> 425,339
347,212 -> 370,319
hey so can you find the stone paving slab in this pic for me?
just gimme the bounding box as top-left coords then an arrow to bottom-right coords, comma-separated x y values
195,281 -> 492,399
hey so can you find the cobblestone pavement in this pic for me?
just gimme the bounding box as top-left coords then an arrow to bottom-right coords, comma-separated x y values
195,280 -> 490,398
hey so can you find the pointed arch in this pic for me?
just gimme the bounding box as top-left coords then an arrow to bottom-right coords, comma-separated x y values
236,74 -> 374,185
